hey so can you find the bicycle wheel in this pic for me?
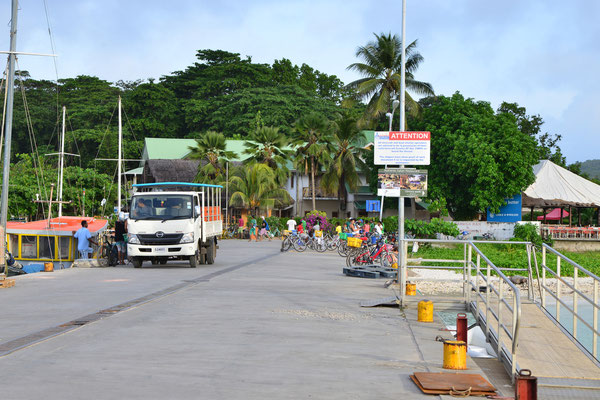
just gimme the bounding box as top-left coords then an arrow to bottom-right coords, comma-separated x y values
280,236 -> 292,252
380,250 -> 395,268
293,237 -> 307,252
337,242 -> 349,257
315,239 -> 327,253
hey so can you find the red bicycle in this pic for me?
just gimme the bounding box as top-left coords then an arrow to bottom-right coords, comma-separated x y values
346,236 -> 395,268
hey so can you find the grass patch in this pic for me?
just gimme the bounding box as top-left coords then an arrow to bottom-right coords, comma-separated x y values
407,243 -> 600,278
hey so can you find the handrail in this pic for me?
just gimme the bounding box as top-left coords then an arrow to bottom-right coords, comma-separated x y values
469,242 -> 522,364
398,238 -> 529,381
540,244 -> 600,360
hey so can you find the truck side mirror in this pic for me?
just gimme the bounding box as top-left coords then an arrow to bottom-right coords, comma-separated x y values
195,205 -> 201,217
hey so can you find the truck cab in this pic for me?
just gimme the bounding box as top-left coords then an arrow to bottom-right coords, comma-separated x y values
126,182 -> 223,268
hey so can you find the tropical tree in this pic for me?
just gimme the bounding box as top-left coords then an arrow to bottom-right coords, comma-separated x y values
321,113 -> 367,214
292,113 -> 335,211
229,163 -> 291,214
187,131 -> 235,183
346,33 -> 434,124
243,126 -> 292,185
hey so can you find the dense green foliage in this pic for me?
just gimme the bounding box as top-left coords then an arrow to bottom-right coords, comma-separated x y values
409,93 -> 539,219
513,223 -> 546,247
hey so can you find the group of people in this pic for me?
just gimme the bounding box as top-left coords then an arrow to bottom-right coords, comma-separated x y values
240,216 -> 272,242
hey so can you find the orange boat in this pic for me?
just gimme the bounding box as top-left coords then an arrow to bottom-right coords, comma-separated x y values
6,216 -> 108,269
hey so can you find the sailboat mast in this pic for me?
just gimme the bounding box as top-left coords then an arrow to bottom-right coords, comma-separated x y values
117,96 -> 122,213
58,106 -> 66,217
0,0 -> 19,228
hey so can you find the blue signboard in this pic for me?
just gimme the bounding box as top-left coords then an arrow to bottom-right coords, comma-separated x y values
366,200 -> 381,212
487,194 -> 522,222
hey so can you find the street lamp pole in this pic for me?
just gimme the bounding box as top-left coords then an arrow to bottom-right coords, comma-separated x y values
399,0 -> 407,306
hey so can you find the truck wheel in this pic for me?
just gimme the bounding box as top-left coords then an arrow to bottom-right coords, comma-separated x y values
206,238 -> 216,264
132,257 -> 142,268
189,250 -> 200,268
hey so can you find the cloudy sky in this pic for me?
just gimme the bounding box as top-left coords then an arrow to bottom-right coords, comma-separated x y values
2,0 -> 598,163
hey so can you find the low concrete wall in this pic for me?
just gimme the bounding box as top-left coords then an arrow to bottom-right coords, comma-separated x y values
454,221 -> 517,240
552,240 -> 600,252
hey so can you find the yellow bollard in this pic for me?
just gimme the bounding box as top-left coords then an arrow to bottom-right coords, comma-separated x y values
443,340 -> 467,370
417,300 -> 433,322
406,282 -> 416,296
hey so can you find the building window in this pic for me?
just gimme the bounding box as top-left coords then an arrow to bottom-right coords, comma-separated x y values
332,212 -> 338,218
291,174 -> 294,189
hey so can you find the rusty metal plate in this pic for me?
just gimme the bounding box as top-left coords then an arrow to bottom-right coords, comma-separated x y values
413,372 -> 497,392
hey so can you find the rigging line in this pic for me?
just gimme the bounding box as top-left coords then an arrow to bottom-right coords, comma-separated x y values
94,102 -> 118,161
122,107 -> 144,158
16,59 -> 49,203
42,0 -> 61,121
65,114 -> 82,167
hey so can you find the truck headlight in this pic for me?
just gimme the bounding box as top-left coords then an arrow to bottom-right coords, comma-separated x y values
180,232 -> 194,244
128,234 -> 140,244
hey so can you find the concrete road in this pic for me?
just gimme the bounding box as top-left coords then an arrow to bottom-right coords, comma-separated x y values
0,240 -> 510,399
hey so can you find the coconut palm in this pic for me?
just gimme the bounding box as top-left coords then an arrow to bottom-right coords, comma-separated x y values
321,113 -> 367,214
229,163 -> 292,215
292,113 -> 335,211
346,33 -> 434,124
243,126 -> 292,186
187,131 -> 235,183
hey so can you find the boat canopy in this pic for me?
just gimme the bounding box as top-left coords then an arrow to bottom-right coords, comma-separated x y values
6,216 -> 108,236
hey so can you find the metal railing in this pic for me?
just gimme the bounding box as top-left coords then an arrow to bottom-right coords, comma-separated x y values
539,244 -> 600,360
399,239 -> 533,380
467,243 -> 524,380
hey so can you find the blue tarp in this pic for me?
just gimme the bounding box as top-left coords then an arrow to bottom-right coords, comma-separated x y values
22,263 -> 44,273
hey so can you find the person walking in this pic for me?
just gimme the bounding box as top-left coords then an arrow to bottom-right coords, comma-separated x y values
74,220 -> 98,259
237,216 -> 245,239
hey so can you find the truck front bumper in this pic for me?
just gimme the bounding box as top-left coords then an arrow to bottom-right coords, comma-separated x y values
127,244 -> 196,258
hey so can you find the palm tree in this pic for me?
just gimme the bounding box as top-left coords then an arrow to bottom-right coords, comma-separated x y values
321,113 -> 367,214
243,126 -> 292,186
346,33 -> 434,124
187,131 -> 235,183
229,163 -> 291,215
292,113 -> 335,211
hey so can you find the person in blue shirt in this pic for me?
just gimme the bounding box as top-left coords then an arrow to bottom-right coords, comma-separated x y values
74,220 -> 97,259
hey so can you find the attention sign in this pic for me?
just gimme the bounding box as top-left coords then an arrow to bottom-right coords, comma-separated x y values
374,131 -> 431,165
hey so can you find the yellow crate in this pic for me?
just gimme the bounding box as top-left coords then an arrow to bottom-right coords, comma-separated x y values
283,230 -> 291,236
347,236 -> 363,248
315,230 -> 323,237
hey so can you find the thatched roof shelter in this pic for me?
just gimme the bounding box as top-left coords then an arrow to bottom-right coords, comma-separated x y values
142,159 -> 201,183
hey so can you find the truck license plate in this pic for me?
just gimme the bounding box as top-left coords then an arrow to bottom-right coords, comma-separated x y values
155,247 -> 166,253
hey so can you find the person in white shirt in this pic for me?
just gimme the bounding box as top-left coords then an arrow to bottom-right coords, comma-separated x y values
374,221 -> 383,236
286,218 -> 297,231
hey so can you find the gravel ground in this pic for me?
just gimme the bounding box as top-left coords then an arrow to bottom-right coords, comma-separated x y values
409,268 -> 599,298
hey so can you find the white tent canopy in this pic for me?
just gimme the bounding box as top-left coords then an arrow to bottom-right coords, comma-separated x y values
523,160 -> 600,208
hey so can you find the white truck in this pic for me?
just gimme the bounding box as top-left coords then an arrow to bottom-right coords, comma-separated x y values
126,182 -> 223,268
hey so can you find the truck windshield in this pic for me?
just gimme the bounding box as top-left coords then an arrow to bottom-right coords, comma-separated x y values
131,195 -> 193,220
